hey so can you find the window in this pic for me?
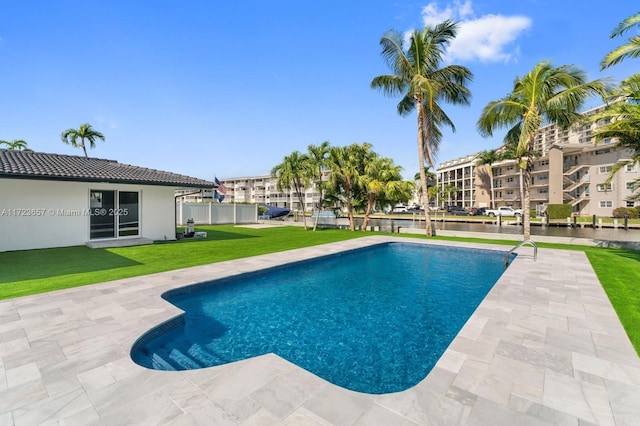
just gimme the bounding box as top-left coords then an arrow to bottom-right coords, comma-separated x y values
599,165 -> 613,173
595,148 -> 611,155
506,177 -> 514,183
626,164 -> 637,172
627,181 -> 637,190
627,201 -> 636,207
539,159 -> 549,166
597,183 -> 613,192
506,190 -> 514,195
599,201 -> 613,208
539,189 -> 548,194
539,174 -> 548,180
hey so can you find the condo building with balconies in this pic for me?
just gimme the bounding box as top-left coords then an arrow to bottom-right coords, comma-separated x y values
176,173 -> 327,211
436,104 -> 639,216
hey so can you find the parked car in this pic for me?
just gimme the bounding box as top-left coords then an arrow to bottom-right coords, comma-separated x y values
468,207 -> 486,216
485,206 -> 523,217
448,206 -> 469,216
391,205 -> 409,213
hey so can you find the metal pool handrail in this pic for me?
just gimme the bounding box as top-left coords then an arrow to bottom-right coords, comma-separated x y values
504,240 -> 538,267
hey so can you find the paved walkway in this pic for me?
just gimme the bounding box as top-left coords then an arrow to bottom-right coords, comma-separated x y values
1,236 -> 639,425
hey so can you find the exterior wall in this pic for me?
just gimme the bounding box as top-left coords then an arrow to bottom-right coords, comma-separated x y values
0,178 -> 177,252
548,147 -> 564,204
473,164 -> 491,207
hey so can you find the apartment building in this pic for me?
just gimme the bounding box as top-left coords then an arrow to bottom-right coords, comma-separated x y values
176,174 -> 325,211
436,104 -> 639,216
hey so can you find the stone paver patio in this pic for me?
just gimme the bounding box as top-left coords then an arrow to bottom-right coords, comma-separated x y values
1,236 -> 639,425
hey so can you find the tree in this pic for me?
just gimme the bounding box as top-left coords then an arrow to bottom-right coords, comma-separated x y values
441,184 -> 458,207
360,156 -> 414,231
476,149 -> 499,209
307,141 -> 331,231
601,12 -> 640,70
591,74 -> 640,200
271,151 -> 313,230
60,123 -> 105,157
371,20 -> 472,237
0,139 -> 28,150
413,166 -> 436,206
477,61 -> 609,240
326,143 -> 372,231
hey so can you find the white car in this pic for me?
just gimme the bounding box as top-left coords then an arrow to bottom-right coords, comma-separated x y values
391,205 -> 408,213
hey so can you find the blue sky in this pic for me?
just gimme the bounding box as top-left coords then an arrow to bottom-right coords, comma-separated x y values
1,1 -> 638,181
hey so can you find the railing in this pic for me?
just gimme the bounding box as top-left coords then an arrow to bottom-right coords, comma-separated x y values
504,240 -> 538,267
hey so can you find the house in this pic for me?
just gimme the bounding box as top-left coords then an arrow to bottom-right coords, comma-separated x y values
0,150 -> 214,252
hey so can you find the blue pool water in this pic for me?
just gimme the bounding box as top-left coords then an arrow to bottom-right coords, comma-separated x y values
131,242 -> 511,394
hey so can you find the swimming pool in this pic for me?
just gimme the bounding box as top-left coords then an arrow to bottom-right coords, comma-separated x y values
131,242 -> 512,394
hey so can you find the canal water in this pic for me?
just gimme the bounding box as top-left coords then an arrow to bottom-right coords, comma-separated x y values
308,216 -> 640,242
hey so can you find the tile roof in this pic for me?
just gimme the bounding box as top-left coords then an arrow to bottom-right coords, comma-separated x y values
0,150 -> 214,188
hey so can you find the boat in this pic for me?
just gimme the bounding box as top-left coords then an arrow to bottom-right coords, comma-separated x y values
258,203 -> 291,220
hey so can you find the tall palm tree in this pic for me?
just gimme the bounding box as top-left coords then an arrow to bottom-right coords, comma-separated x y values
591,74 -> 640,200
60,123 -> 105,157
0,139 -> 28,150
360,156 -> 414,231
476,149 -> 499,209
601,12 -> 640,70
371,20 -> 472,236
477,61 -> 609,240
326,143 -> 372,231
271,151 -> 312,230
307,141 -> 331,231
413,166 -> 436,208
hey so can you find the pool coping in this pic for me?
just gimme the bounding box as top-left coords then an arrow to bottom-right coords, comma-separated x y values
1,236 -> 639,425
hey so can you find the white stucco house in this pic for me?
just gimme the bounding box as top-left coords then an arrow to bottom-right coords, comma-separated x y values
0,149 -> 214,252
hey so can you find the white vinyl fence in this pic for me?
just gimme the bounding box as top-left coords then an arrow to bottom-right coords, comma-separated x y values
176,202 -> 258,225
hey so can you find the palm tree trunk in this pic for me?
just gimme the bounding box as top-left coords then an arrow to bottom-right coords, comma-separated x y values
522,143 -> 535,240
361,195 -> 375,231
81,138 -> 88,157
416,102 -> 432,237
294,182 -> 307,230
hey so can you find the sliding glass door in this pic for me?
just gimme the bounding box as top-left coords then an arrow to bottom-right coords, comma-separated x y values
118,191 -> 139,236
89,190 -> 140,239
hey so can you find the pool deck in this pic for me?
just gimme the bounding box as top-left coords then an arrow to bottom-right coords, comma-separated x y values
1,236 -> 639,425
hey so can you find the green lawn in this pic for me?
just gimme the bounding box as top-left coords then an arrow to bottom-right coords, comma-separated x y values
1,225 -> 638,355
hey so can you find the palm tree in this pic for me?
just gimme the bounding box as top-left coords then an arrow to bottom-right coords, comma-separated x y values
360,156 -> 414,231
477,61 -> 609,240
413,166 -> 436,208
441,184 -> 459,207
0,139 -> 28,150
601,12 -> 640,70
60,123 -> 105,157
476,149 -> 499,209
326,143 -> 372,231
591,74 -> 640,200
371,20 -> 472,237
307,141 -> 331,231
271,151 -> 312,230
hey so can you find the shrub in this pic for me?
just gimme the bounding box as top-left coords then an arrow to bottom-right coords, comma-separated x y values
546,204 -> 572,219
613,207 -> 639,218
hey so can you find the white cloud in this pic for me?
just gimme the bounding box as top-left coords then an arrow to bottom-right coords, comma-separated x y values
421,1 -> 531,63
